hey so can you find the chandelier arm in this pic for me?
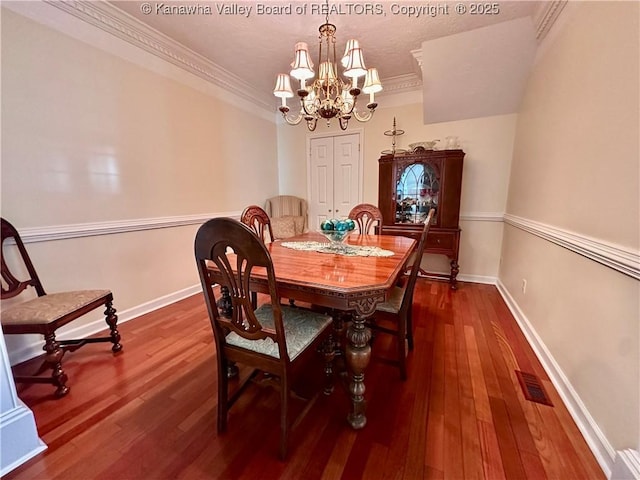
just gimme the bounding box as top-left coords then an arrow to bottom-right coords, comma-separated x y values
352,107 -> 376,123
338,116 -> 350,130
280,109 -> 304,125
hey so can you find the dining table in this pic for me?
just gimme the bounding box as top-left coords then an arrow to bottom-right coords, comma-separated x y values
210,231 -> 416,429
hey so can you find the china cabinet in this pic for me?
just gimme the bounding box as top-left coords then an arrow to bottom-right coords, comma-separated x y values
378,149 -> 464,288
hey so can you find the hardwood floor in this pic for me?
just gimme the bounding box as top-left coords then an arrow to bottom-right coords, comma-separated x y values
6,281 -> 604,479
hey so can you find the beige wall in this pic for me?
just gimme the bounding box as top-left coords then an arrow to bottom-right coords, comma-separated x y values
1,9 -> 279,359
277,103 -> 516,279
501,1 -> 639,452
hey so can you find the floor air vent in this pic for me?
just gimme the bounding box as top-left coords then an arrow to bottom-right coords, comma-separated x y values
515,370 -> 553,406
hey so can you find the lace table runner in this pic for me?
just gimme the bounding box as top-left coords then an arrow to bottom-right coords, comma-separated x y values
280,241 -> 395,257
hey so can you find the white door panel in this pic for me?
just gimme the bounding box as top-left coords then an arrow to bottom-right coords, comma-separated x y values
309,137 -> 334,230
309,133 -> 361,228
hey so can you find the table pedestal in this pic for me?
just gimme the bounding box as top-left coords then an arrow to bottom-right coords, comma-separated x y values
344,295 -> 383,429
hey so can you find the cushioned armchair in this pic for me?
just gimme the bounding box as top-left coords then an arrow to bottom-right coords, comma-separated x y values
264,195 -> 308,239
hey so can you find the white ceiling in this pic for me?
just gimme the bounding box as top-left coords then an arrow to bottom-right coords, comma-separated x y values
109,0 -> 544,108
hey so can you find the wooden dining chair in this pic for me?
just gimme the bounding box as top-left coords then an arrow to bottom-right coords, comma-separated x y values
0,218 -> 122,397
348,203 -> 383,234
241,205 -> 274,244
194,217 -> 334,459
241,205 -> 276,308
368,209 -> 434,380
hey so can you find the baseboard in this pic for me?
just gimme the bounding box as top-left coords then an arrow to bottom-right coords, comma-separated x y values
0,402 -> 47,476
496,279 -> 615,477
7,284 -> 202,366
612,450 -> 640,480
457,273 -> 497,285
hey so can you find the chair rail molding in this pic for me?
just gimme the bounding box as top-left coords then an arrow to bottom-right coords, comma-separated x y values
504,213 -> 640,280
460,212 -> 504,222
14,212 -> 242,244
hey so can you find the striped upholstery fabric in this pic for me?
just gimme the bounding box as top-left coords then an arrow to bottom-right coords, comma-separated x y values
264,195 -> 308,233
2,290 -> 111,326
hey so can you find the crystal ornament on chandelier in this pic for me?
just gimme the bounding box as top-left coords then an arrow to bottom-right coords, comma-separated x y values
273,12 -> 382,131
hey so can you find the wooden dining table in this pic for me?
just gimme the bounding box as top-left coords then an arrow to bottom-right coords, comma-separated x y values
210,231 -> 416,429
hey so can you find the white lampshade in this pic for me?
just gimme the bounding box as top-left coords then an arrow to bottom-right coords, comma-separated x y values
341,39 -> 359,67
343,47 -> 367,78
273,74 -> 294,98
362,68 -> 383,94
290,42 -> 314,81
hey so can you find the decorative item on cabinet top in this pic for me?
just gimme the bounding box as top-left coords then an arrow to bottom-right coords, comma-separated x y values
408,140 -> 439,152
381,116 -> 406,154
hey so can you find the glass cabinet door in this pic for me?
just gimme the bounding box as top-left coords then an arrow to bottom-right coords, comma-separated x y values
395,162 -> 439,224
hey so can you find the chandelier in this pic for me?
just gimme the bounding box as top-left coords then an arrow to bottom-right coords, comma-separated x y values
273,6 -> 382,131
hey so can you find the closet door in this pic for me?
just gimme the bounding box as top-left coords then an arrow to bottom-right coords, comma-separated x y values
309,133 -> 361,229
309,136 -> 334,229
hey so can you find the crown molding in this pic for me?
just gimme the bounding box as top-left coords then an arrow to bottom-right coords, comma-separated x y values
379,73 -> 422,95
40,0 -> 273,111
534,0 -> 568,41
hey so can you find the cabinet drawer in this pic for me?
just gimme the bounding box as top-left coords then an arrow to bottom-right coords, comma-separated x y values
425,232 -> 455,250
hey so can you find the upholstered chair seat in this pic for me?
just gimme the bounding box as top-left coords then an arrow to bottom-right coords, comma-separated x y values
373,286 -> 404,315
2,290 -> 112,326
226,304 -> 332,360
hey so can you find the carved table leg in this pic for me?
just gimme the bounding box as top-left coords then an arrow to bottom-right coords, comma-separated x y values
450,259 -> 459,290
345,313 -> 372,429
105,301 -> 123,353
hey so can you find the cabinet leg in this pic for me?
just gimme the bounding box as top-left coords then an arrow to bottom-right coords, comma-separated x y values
450,259 -> 459,290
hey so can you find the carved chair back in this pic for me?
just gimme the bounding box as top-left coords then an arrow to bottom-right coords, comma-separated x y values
241,205 -> 274,244
348,203 -> 383,234
1,218 -> 46,299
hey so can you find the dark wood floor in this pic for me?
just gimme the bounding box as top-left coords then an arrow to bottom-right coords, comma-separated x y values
6,280 -> 604,479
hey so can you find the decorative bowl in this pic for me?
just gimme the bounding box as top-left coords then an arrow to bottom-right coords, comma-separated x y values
318,218 -> 355,251
319,229 -> 352,244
